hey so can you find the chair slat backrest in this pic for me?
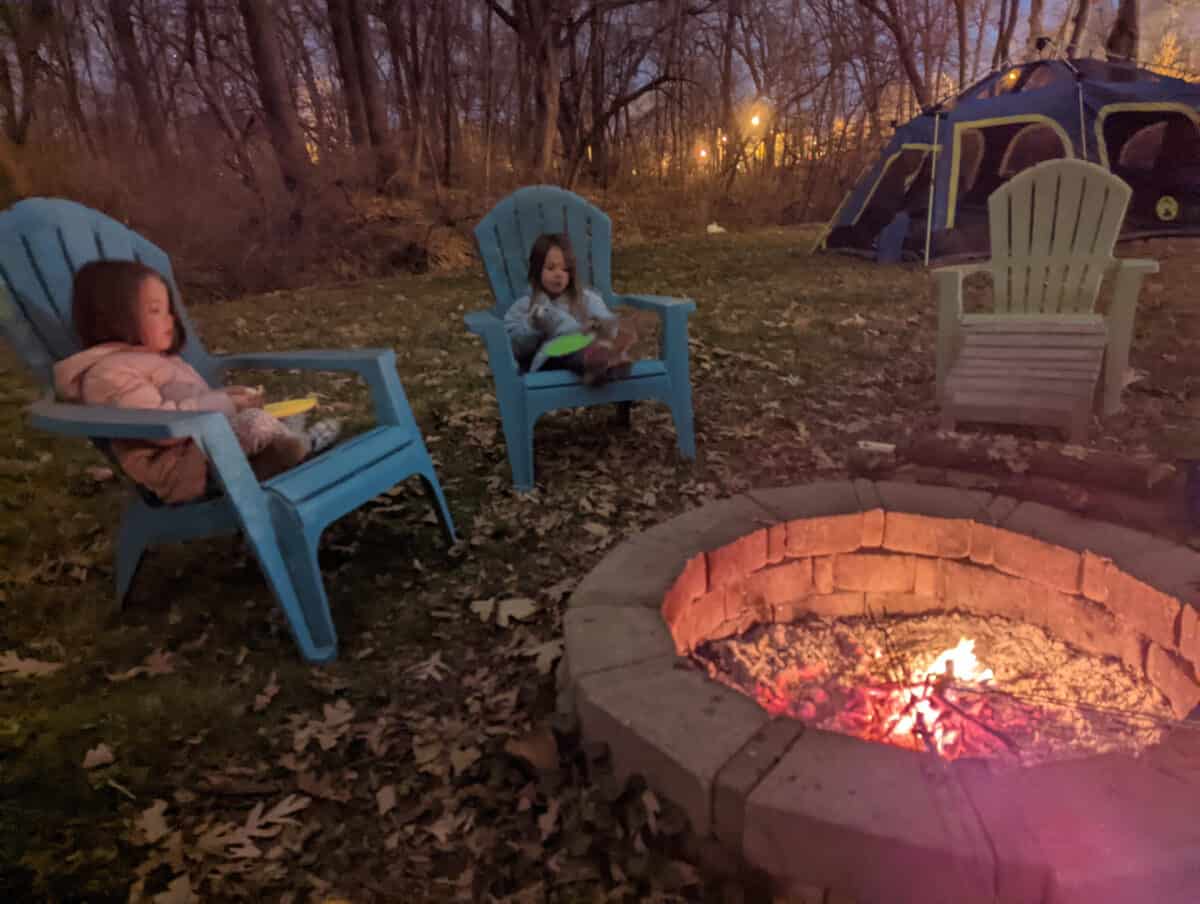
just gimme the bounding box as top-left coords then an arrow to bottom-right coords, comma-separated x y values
987,159 -> 1132,316
473,186 -> 614,314
0,198 -> 217,388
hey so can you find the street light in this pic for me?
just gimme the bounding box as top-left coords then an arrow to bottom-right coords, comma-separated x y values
698,148 -> 708,158
751,114 -> 761,127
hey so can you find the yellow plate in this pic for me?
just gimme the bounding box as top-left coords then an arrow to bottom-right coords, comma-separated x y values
263,397 -> 318,418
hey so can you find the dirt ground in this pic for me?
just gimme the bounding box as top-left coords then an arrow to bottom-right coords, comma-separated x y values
2,226 -> 1198,902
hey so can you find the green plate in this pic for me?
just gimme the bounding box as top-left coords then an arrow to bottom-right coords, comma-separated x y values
542,333 -> 595,357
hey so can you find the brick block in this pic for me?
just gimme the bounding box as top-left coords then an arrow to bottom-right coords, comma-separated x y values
661,553 -> 707,631
786,513 -> 865,558
991,528 -> 1081,594
865,592 -> 943,617
969,522 -> 996,566
766,523 -> 786,565
882,512 -> 971,558
1146,644 -> 1200,719
1080,551 -> 1110,603
709,602 -> 770,643
745,560 -> 813,607
708,528 -> 768,591
1035,591 -> 1143,668
1181,605 -> 1200,672
834,553 -> 916,593
813,556 -> 835,593
941,561 -> 1041,622
1105,564 -> 1182,650
676,587 -> 730,652
913,557 -> 943,597
775,592 -> 865,621
862,508 -> 885,548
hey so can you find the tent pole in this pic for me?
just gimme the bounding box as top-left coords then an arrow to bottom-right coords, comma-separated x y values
1076,77 -> 1088,161
924,112 -> 941,267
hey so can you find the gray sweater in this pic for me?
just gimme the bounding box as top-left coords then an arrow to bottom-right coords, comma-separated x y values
504,287 -> 618,371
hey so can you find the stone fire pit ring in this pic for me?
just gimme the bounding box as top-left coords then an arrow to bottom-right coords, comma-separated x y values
562,480 -> 1200,903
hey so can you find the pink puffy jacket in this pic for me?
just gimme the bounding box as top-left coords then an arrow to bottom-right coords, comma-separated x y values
54,343 -> 235,503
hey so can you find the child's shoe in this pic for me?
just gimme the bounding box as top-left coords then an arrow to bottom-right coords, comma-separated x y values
306,419 -> 342,455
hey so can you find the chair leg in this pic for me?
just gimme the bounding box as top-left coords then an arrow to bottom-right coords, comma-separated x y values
257,498 -> 338,662
115,498 -> 155,608
668,395 -> 696,460
499,413 -> 536,492
614,401 -> 633,428
418,466 -> 458,545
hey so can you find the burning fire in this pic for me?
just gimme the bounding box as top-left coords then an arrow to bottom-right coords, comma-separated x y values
755,637 -> 1002,759
885,638 -> 994,755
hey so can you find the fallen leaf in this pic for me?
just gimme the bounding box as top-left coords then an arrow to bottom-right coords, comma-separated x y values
404,651 -> 448,682
152,874 -> 195,904
296,771 -> 351,802
253,671 -> 280,712
83,743 -> 115,769
107,649 -> 176,682
85,465 -> 115,482
521,638 -> 563,675
582,522 -> 609,538
450,746 -> 481,776
0,650 -> 64,678
537,797 -> 560,842
469,598 -> 496,622
504,725 -> 559,771
496,597 -> 538,628
642,789 -> 661,835
376,784 -> 396,816
135,799 -> 171,845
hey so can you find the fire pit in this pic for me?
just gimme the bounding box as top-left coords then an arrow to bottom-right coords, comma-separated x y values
563,481 -> 1200,903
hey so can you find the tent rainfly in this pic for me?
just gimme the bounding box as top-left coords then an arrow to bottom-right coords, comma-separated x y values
818,58 -> 1200,264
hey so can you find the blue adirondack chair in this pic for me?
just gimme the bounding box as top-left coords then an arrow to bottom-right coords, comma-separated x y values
0,197 -> 456,663
467,186 -> 697,490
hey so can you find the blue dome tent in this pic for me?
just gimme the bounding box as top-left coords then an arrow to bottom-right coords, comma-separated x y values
817,58 -> 1200,264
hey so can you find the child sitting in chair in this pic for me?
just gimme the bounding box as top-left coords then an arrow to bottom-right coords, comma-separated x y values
54,260 -> 340,504
503,232 -> 637,385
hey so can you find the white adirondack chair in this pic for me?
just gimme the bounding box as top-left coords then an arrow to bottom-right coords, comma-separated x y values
934,158 -> 1158,442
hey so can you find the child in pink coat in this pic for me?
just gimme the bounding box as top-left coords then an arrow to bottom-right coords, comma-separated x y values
54,260 -> 339,503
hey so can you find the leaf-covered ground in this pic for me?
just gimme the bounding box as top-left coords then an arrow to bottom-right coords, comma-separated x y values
2,227 -> 1199,903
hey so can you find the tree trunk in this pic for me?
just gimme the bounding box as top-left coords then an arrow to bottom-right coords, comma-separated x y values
483,1 -> 494,194
1026,0 -> 1046,54
1105,0 -> 1139,63
236,0 -> 313,200
108,0 -> 170,163
531,18 -> 560,181
327,0 -> 369,146
1066,0 -> 1091,57
952,0 -> 967,89
184,0 -> 259,192
351,0 -> 389,148
439,0 -> 452,185
856,0 -> 930,106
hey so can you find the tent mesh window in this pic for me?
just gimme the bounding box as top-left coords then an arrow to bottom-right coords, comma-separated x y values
1105,111 -> 1200,226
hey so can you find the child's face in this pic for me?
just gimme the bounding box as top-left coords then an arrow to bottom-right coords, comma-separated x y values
136,276 -> 177,353
540,246 -> 570,297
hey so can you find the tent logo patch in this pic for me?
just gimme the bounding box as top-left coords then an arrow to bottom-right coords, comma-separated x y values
1155,195 -> 1180,222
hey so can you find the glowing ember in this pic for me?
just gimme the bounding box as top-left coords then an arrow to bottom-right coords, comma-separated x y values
694,614 -> 1173,765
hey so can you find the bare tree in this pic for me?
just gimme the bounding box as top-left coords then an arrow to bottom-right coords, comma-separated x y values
1026,0 -> 1046,55
855,0 -> 930,106
236,0 -> 314,200
107,0 -> 171,163
1066,0 -> 1090,57
1105,0 -> 1138,63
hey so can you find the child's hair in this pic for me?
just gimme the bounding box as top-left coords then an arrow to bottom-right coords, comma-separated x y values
527,232 -> 585,320
72,259 -> 187,353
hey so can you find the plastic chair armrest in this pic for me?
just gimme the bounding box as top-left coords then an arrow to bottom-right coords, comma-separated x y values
613,294 -> 697,317
464,309 -> 519,377
29,398 -> 228,442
